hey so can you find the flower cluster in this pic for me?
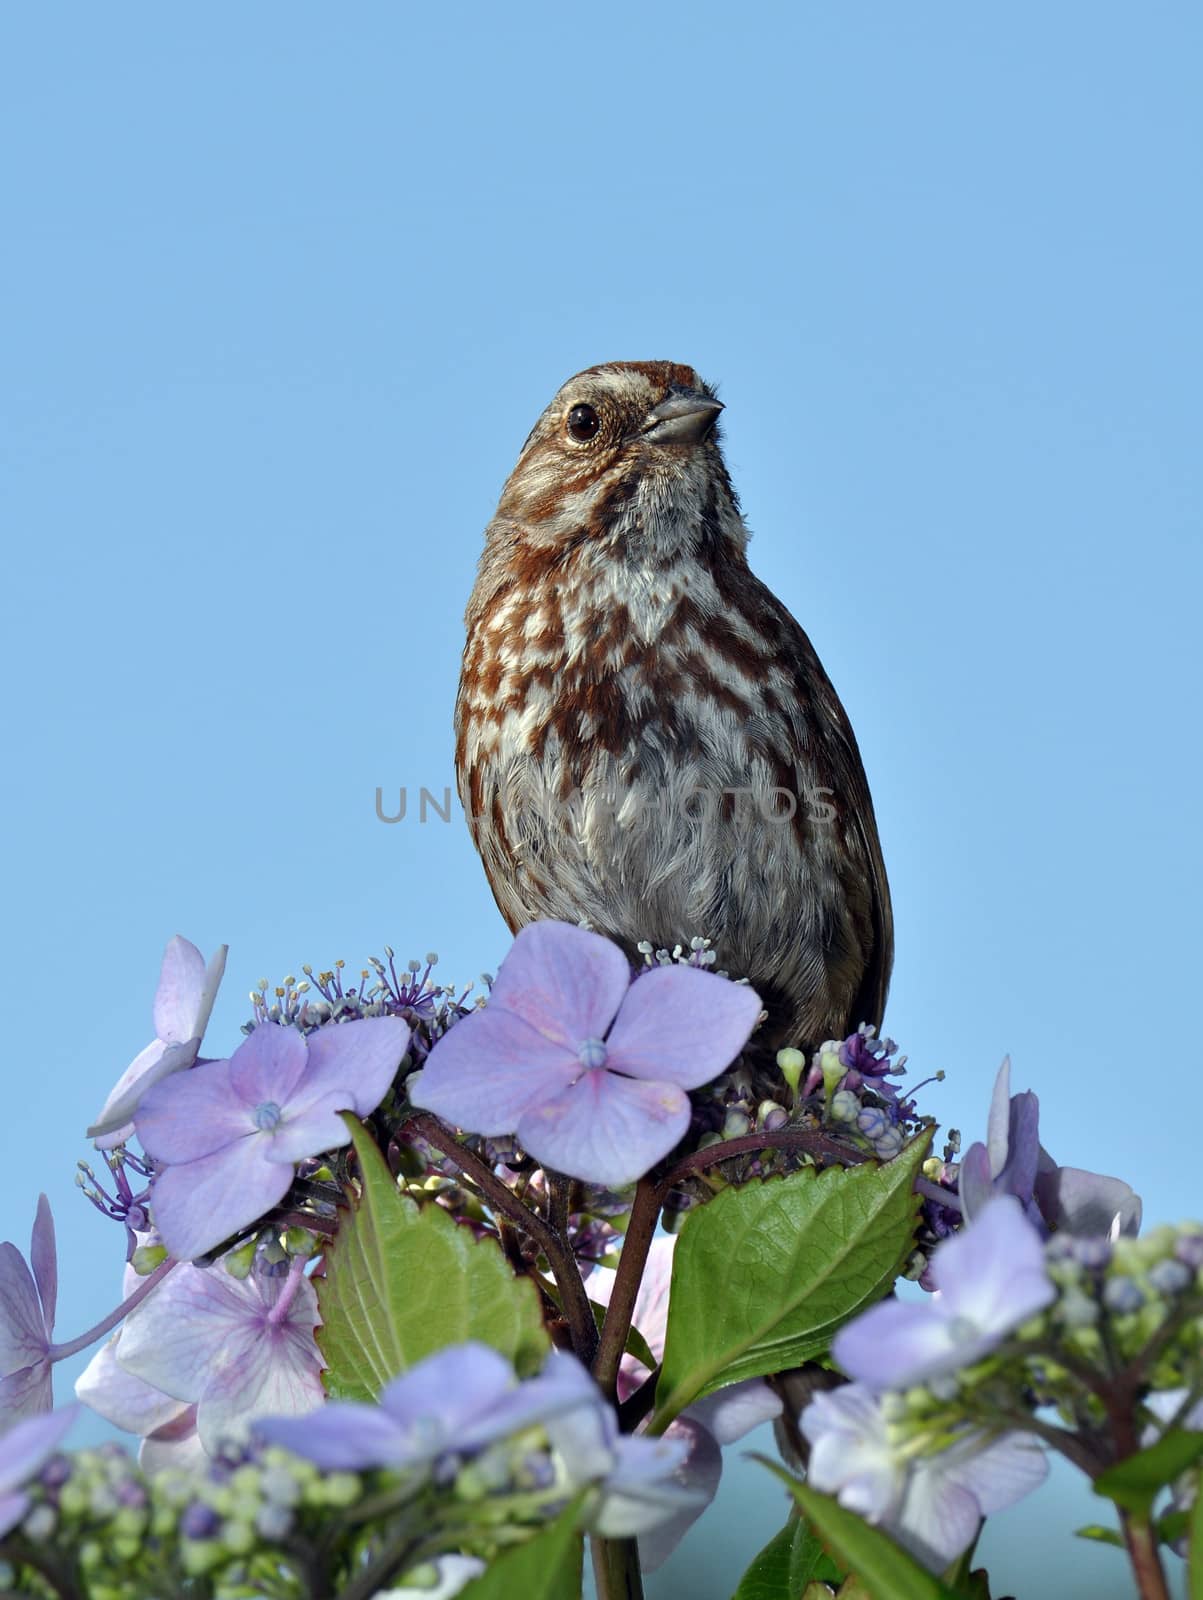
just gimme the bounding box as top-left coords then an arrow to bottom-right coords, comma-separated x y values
800,1196 -> 1203,1575
2,917 -> 1193,1600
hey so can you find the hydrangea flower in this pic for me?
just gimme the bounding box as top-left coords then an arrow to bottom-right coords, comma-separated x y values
801,1383 -> 1047,1571
135,1016 -> 410,1259
78,1256 -> 324,1453
411,921 -> 761,1187
541,1357 -> 715,1562
75,1336 -> 203,1473
89,936 -> 227,1148
256,1342 -> 590,1472
0,1196 -> 57,1424
833,1195 -> 1055,1388
0,1406 -> 78,1538
959,1057 -> 1141,1236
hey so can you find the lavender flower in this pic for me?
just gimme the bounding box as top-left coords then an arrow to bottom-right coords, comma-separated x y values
255,1343 -> 591,1472
75,1335 -> 203,1473
801,1383 -> 1047,1571
135,1016 -> 409,1259
79,1256 -> 324,1453
0,1406 -> 78,1538
411,921 -> 761,1188
88,936 -> 227,1147
833,1195 -> 1055,1388
0,1196 -> 57,1424
959,1057 -> 1141,1236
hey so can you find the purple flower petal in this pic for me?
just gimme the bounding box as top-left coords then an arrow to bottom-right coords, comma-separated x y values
0,1406 -> 77,1515
149,1138 -> 292,1260
29,1198 -> 56,1340
983,1056 -> 1012,1174
627,1418 -> 721,1569
835,1197 -> 1055,1388
802,1384 -> 901,1521
934,1194 -> 1055,1329
0,1243 -> 49,1371
604,966 -> 762,1088
135,1059 -> 252,1165
487,922 -> 631,1048
517,1070 -> 690,1187
953,1431 -> 1048,1516
833,1298 -> 974,1389
412,1006 -> 579,1132
957,1142 -> 995,1222
115,1262 -> 323,1451
0,1362 -> 54,1426
194,1312 -> 324,1452
228,1024 -> 309,1109
77,1336 -> 193,1436
293,1016 -> 410,1118
258,1402 -> 414,1470
89,1038 -> 170,1146
686,1378 -> 782,1446
1033,1158 -> 1142,1237
153,936 -> 208,1043
260,1091 -> 356,1166
385,1340 -> 514,1419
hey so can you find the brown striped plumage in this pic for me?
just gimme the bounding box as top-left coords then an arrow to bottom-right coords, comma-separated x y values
455,361 -> 893,1052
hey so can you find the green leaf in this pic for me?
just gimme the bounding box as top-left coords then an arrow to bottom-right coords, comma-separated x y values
1093,1428 -> 1203,1513
1073,1523 -> 1124,1548
760,1460 -> 964,1600
731,1512 -> 846,1599
791,1515 -> 845,1590
654,1134 -> 929,1426
316,1117 -> 549,1399
1190,1470 -> 1203,1600
457,1503 -> 584,1600
731,1515 -> 799,1599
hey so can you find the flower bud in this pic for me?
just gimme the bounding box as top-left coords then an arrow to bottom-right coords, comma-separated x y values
776,1047 -> 805,1096
829,1089 -> 860,1123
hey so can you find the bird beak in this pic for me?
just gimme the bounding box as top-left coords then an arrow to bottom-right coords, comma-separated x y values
641,392 -> 724,445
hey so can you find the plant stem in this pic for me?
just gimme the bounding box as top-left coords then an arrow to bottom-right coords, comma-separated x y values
1118,1510 -> 1172,1600
403,1111 -> 598,1364
658,1126 -> 866,1193
47,1255 -> 178,1362
590,1534 -> 645,1600
593,1178 -> 660,1402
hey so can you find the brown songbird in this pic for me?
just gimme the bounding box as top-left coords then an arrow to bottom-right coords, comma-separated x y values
455,361 -> 892,1052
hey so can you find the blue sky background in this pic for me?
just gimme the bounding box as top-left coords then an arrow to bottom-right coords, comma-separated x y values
2,6 -> 1199,1596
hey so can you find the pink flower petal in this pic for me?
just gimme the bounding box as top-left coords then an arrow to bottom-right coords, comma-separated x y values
135,1058 -> 253,1165
412,1006 -> 579,1133
153,936 -> 208,1043
517,1070 -> 689,1187
149,1139 -> 292,1260
294,1016 -> 410,1118
229,1023 -> 309,1108
604,966 -> 761,1088
488,922 -> 631,1048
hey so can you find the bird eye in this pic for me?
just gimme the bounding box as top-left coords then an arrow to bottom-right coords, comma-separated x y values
566,403 -> 600,443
